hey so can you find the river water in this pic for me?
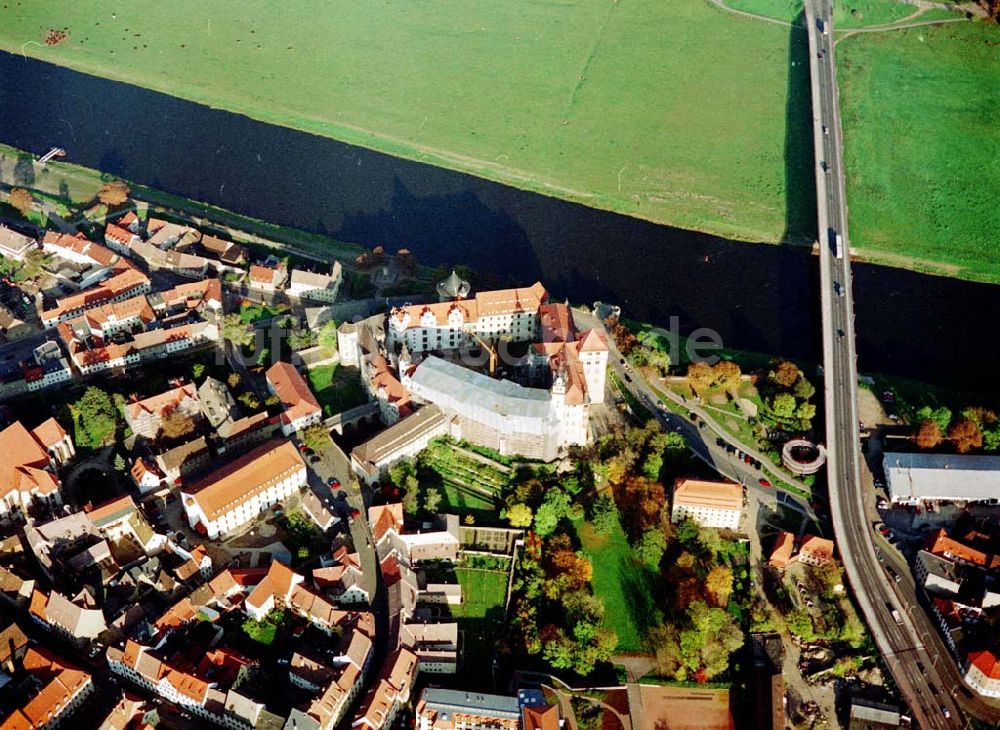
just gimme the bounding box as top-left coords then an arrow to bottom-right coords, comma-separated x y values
0,52 -> 996,390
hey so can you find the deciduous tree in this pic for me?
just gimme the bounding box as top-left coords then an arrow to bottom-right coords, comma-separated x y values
507,503 -> 533,528
423,487 -> 443,515
635,528 -> 667,569
687,361 -> 715,391
8,188 -> 32,215
98,181 -> 130,206
915,420 -> 943,449
949,418 -> 983,454
712,360 -> 741,392
705,565 -> 733,607
771,360 -> 800,388
159,407 -> 195,440
317,321 -> 339,352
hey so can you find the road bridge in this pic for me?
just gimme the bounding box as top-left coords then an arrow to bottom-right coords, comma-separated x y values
805,1 -> 1000,727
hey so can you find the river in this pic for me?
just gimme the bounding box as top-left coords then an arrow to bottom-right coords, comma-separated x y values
0,51 -> 996,392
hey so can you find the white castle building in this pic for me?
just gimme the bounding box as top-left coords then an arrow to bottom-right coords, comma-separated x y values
340,276 -> 609,461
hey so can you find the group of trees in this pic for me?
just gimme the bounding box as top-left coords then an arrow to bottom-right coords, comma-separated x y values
759,360 -> 817,431
687,359 -> 742,395
8,188 -> 33,216
509,531 -> 618,676
97,181 -> 131,206
390,460 -> 443,517
914,405 -> 1000,454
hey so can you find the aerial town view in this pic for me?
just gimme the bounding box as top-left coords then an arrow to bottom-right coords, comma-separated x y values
0,0 -> 996,729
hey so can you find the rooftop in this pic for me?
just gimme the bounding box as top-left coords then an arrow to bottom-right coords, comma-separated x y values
673,478 -> 743,512
884,451 -> 1000,502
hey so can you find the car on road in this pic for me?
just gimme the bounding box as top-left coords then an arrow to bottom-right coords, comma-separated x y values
297,443 -> 308,453
726,445 -> 736,454
758,478 -> 771,488
940,706 -> 950,719
623,373 -> 631,383
743,455 -> 752,464
916,661 -> 926,675
837,328 -> 844,337
619,357 -> 626,365
329,478 -> 340,488
688,412 -> 697,422
884,565 -> 900,583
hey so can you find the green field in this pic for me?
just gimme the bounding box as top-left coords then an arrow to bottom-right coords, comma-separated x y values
838,22 -> 1000,281
723,0 -> 934,27
0,0 -> 812,244
574,518 -> 660,654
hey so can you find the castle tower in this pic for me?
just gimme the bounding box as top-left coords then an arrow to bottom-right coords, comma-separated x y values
436,270 -> 471,302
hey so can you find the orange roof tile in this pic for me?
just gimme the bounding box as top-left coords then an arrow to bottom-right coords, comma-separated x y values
768,531 -> 795,569
369,503 -> 404,542
673,478 -> 743,512
523,704 -> 561,730
184,439 -> 305,521
799,535 -> 835,562
126,382 -> 198,423
30,418 -> 67,449
926,529 -> 990,567
266,362 -> 321,424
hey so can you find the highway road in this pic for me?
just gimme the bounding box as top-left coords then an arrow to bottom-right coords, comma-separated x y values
804,2 -> 989,727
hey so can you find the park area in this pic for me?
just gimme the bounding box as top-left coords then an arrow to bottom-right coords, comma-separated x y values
450,567 -> 510,675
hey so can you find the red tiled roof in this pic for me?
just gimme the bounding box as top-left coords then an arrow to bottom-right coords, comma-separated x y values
30,418 -> 67,449
184,439 -> 305,521
368,503 -> 403,542
926,528 -> 990,567
769,531 -> 795,569
266,362 -> 321,425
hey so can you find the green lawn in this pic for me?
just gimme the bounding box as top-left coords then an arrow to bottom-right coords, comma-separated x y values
306,364 -> 366,416
838,21 -> 1000,283
451,568 -> 508,677
0,0 -> 814,244
723,0 -> 931,27
574,518 -> 660,654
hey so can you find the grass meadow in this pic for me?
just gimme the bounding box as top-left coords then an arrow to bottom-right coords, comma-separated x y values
0,0 -> 808,244
837,22 -> 1000,281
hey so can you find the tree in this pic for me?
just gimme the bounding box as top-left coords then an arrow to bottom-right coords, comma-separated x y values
618,476 -> 666,537
238,391 -> 261,410
317,320 -> 339,352
97,181 -> 130,206
705,566 -> 733,607
795,401 -> 816,424
770,392 -> 797,419
301,424 -> 329,452
771,360 -> 800,388
916,405 -> 952,432
227,372 -> 242,389
635,528 -> 667,568
13,249 -> 49,282
423,488 -> 443,515
72,386 -> 118,448
507,503 -> 533,528
697,526 -> 724,560
712,360 -> 741,392
687,362 -> 715,391
533,489 -> 572,537
113,452 -> 126,472
793,376 -> 816,400
8,188 -> 32,215
915,420 -> 943,449
192,363 -> 205,380
159,408 -> 195,440
222,313 -> 255,348
949,418 -> 983,454
587,493 -> 619,535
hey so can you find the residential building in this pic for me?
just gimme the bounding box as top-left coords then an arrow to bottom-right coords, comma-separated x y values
414,688 -> 521,730
352,649 -> 417,730
399,621 -> 458,674
41,267 -> 151,329
304,630 -> 373,728
124,382 -> 201,441
0,565 -> 35,609
0,646 -> 94,730
200,235 -> 248,266
797,535 -> 835,566
29,589 -> 107,643
883,452 -> 1000,505
87,494 -> 161,554
0,225 -> 37,261
249,264 -> 286,292
768,531 -> 795,570
915,550 -> 963,598
0,420 -> 69,519
350,405 -> 447,484
671,478 -> 743,530
313,547 -> 368,604
964,650 -> 1000,698
289,265 -> 343,303
198,376 -> 239,429
848,700 -> 902,729
182,438 -> 307,539
266,362 -> 322,435
0,622 -> 29,672
301,489 -> 338,532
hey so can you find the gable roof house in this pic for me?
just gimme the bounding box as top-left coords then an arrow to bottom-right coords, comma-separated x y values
0,421 -> 68,520
288,265 -> 343,304
29,588 -> 107,644
249,264 -> 286,292
124,382 -> 202,441
266,362 -> 323,435
0,646 -> 95,730
0,224 -> 37,261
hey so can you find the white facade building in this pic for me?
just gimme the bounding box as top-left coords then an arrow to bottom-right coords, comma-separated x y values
671,478 -> 743,530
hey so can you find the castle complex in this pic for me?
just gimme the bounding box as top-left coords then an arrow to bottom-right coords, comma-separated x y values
340,274 -> 607,464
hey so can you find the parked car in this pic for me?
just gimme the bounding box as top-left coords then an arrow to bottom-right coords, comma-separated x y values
329,478 -> 341,488
758,478 -> 771,488
752,460 -> 762,470
716,437 -> 725,447
310,454 -> 321,464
